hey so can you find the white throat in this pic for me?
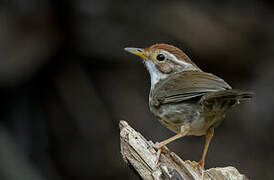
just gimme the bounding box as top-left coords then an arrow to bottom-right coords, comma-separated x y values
144,61 -> 167,89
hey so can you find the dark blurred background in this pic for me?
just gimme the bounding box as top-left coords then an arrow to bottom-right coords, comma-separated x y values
0,0 -> 274,179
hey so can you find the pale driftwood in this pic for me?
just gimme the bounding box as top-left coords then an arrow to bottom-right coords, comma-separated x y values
120,120 -> 248,180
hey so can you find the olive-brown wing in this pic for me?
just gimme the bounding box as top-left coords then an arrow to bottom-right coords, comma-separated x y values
152,71 -> 232,105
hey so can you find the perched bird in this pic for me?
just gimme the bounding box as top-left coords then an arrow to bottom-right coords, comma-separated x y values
124,44 -> 253,168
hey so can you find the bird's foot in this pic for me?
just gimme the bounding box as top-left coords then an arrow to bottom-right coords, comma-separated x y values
185,160 -> 205,178
152,142 -> 167,165
185,160 -> 204,170
152,142 -> 164,150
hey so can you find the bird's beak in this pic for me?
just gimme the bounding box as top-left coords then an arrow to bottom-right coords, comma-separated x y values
124,47 -> 146,60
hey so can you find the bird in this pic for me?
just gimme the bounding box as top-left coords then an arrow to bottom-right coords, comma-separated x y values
124,43 -> 253,169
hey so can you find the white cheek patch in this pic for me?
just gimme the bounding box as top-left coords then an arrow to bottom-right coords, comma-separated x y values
144,61 -> 167,89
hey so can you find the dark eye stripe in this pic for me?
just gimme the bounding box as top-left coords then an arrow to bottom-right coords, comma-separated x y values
156,54 -> 165,61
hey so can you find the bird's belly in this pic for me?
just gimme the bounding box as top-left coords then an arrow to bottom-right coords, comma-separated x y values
151,103 -> 210,136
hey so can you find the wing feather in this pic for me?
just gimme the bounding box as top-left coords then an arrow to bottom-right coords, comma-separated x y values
152,71 -> 231,105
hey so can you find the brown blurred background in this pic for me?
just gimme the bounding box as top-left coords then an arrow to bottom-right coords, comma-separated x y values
0,0 -> 273,179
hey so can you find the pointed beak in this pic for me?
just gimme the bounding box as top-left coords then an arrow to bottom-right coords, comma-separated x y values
124,47 -> 146,60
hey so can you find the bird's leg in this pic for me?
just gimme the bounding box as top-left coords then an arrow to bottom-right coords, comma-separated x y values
199,127 -> 214,169
186,127 -> 214,172
153,125 -> 190,149
153,133 -> 185,149
153,125 -> 190,165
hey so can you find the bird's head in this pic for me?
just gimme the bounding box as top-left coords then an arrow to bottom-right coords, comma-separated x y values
125,44 -> 200,87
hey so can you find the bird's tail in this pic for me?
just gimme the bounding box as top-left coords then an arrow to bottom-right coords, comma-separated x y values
200,89 -> 254,104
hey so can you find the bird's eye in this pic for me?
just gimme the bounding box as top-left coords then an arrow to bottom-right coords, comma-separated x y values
156,54 -> 165,61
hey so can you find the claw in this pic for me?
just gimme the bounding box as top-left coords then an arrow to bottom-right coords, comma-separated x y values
185,160 -> 205,178
153,142 -> 164,150
155,148 -> 162,165
185,160 -> 203,170
152,142 -> 164,165
199,160 -> 205,169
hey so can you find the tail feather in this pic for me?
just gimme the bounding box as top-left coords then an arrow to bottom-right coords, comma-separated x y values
200,89 -> 254,103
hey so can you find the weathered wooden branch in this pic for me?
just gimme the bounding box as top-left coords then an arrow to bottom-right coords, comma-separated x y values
120,120 -> 248,180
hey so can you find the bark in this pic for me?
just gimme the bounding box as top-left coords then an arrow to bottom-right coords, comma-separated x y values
120,120 -> 248,180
